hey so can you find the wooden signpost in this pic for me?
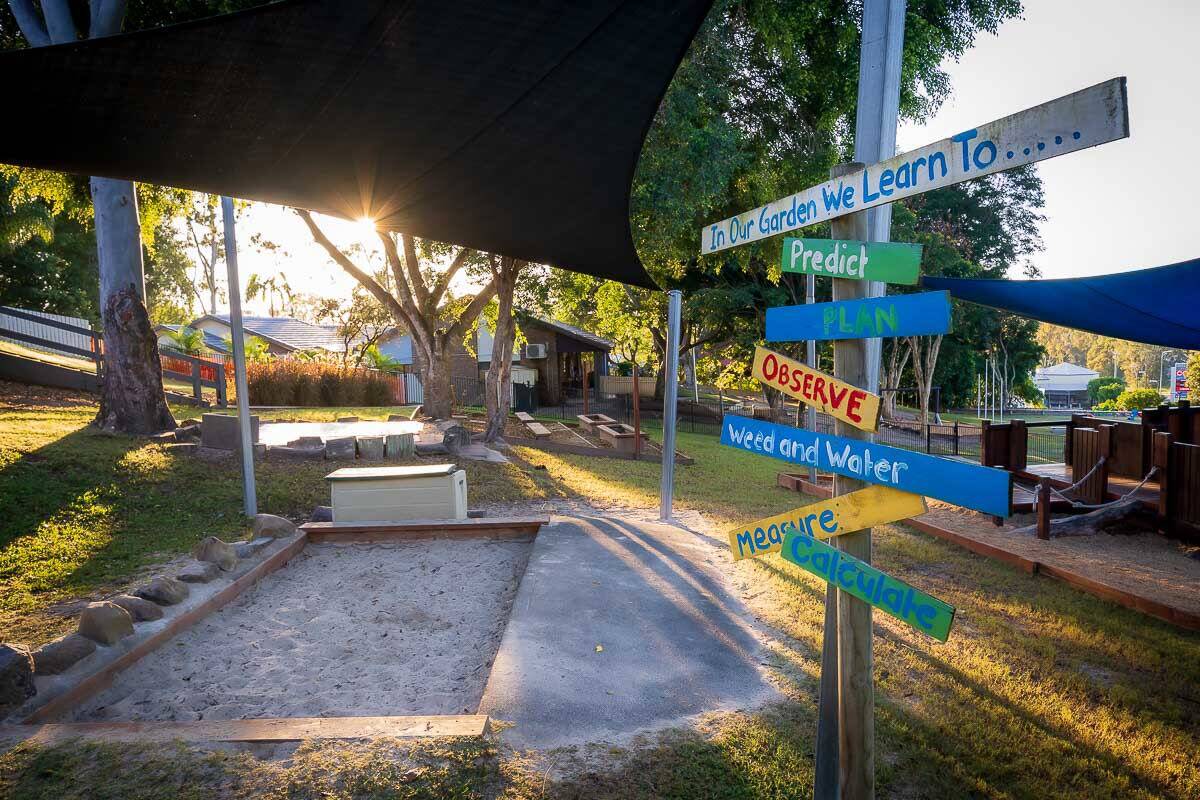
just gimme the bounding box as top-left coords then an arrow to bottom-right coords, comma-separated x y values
700,77 -> 1128,254
781,529 -> 956,642
721,414 -> 1013,517
753,346 -> 881,432
727,485 -> 926,560
766,291 -> 952,342
781,238 -> 922,285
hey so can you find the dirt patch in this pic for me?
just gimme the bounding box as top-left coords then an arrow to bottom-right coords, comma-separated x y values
917,501 -> 1200,617
70,538 -> 532,721
0,379 -> 95,408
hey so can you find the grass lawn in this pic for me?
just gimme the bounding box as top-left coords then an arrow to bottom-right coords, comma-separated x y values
2,390 -> 1198,799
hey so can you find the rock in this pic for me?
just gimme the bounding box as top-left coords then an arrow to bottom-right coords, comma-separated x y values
0,644 -> 35,716
133,576 -> 190,605
310,505 -> 333,523
174,425 -> 201,442
324,436 -> 357,460
200,413 -> 260,450
30,634 -> 96,676
108,594 -> 164,622
287,436 -> 325,448
253,443 -> 267,460
337,416 -> 360,423
234,538 -> 274,559
436,420 -> 472,452
385,433 -> 415,459
357,436 -> 385,460
78,601 -> 134,646
178,560 -> 221,583
267,445 -> 324,460
415,442 -> 450,456
388,414 -> 409,422
192,536 -> 238,571
254,513 -> 297,538
179,418 -> 202,427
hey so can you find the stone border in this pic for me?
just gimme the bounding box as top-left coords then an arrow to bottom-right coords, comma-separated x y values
504,436 -> 695,465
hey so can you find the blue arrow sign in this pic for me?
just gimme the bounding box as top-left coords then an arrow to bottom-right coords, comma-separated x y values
720,414 -> 1012,516
766,291 -> 952,342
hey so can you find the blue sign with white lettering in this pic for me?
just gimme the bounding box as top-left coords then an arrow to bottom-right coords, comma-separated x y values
720,414 -> 1011,516
765,291 -> 952,342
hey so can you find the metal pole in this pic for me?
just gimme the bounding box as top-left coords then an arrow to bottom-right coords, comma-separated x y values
660,289 -> 682,522
221,196 -> 257,518
854,0 -> 906,396
690,347 -> 700,403
806,272 -> 818,484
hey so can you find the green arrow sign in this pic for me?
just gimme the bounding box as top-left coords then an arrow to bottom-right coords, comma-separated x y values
780,238 -> 922,285
781,528 -> 955,641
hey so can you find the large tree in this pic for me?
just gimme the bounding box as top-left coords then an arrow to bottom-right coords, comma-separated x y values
297,210 -> 498,419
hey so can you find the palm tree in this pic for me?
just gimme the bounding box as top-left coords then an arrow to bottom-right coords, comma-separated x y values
165,326 -> 207,356
361,343 -> 402,372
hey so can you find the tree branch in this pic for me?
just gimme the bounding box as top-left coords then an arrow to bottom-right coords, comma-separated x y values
90,0 -> 127,38
375,231 -> 435,359
444,278 -> 499,346
39,0 -> 77,43
8,0 -> 50,47
296,209 -> 413,332
401,234 -> 433,312
429,247 -> 471,306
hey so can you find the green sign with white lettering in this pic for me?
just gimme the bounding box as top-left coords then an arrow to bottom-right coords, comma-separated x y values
781,528 -> 955,641
780,238 -> 922,285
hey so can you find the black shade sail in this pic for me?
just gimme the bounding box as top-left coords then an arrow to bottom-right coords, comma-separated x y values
0,0 -> 714,289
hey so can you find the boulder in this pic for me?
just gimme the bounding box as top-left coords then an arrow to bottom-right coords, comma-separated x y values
337,416 -> 360,423
200,413 -> 260,451
287,436 -> 325,448
415,442 -> 450,456
357,436 -> 385,461
30,633 -> 96,676
108,594 -> 164,622
177,560 -> 221,583
234,538 -> 274,559
0,643 -> 35,716
192,536 -> 238,571
253,513 -> 297,538
173,425 -> 201,443
267,444 -> 324,460
133,576 -> 190,605
435,420 -> 472,452
78,601 -> 134,646
388,414 -> 410,422
179,418 -> 202,427
385,433 -> 415,459
310,505 -> 333,523
324,436 -> 357,460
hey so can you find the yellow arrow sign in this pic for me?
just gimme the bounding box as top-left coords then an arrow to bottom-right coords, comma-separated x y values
727,485 -> 927,561
752,346 -> 881,432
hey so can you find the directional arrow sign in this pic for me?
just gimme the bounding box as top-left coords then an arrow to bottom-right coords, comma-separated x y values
780,238 -> 922,285
766,291 -> 951,342
700,77 -> 1128,254
781,529 -> 956,642
727,485 -> 927,561
720,414 -> 1013,516
753,346 -> 881,432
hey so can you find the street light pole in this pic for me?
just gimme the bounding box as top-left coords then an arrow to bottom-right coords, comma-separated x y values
221,196 -> 257,518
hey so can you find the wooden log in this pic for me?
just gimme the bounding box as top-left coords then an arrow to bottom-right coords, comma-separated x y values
1036,479 -> 1051,540
1012,495 -> 1142,538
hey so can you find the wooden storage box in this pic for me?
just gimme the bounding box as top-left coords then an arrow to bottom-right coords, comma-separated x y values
326,464 -> 467,522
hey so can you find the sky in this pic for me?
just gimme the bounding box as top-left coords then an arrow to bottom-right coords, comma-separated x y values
897,0 -> 1200,280
222,0 -> 1198,316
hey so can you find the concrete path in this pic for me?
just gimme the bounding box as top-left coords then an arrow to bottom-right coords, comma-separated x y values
478,514 -> 779,749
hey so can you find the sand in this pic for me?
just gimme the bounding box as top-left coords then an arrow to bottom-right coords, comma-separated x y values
72,539 -> 531,722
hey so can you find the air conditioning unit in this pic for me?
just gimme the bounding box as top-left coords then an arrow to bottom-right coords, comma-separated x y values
524,343 -> 548,359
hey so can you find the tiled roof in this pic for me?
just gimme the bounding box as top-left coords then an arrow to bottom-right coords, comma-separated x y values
521,314 -> 612,350
196,315 -> 348,353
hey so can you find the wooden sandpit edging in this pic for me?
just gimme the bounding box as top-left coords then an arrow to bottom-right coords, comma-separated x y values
776,472 -> 1200,633
14,515 -> 549,739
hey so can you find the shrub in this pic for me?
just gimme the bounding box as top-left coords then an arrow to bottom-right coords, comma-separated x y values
232,359 -> 397,407
1115,388 -> 1163,411
1095,399 -> 1119,411
1087,376 -> 1124,406
1094,382 -> 1124,405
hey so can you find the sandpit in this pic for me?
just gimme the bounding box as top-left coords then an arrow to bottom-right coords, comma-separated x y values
71,539 -> 531,722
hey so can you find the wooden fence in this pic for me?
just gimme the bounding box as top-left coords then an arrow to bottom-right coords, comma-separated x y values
1153,431 -> 1200,537
1070,424 -> 1115,505
158,348 -> 227,406
0,305 -> 102,373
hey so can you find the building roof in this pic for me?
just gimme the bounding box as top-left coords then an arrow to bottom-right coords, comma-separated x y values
194,315 -> 348,353
1036,363 -> 1100,377
522,314 -> 613,351
1033,362 -> 1101,393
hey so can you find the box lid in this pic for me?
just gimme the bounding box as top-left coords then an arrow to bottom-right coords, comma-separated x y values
325,464 -> 457,482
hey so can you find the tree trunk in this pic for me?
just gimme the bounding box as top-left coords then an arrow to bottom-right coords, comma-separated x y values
483,267 -> 518,442
92,178 -> 175,434
880,340 -> 910,420
423,345 -> 456,419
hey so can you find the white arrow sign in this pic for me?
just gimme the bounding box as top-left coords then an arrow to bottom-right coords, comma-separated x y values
700,77 -> 1128,255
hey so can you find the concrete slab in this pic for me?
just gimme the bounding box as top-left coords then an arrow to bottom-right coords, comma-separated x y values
256,420 -> 422,447
478,514 -> 778,749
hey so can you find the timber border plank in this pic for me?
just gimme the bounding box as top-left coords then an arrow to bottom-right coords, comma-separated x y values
301,516 -> 547,542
